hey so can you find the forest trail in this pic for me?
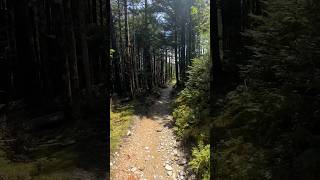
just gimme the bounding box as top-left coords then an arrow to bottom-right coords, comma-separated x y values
110,86 -> 191,180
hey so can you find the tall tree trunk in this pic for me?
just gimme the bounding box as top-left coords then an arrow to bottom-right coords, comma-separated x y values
174,27 -> 179,85
210,0 -> 222,102
117,0 -> 125,94
92,0 -> 97,24
13,0 -> 39,106
79,0 -> 93,106
105,0 -> 111,175
66,0 -> 80,111
143,0 -> 152,90
180,22 -> 186,84
132,2 -> 139,93
99,0 -> 103,26
124,0 -> 133,97
210,1 -> 222,177
165,48 -> 168,83
170,52 -> 173,80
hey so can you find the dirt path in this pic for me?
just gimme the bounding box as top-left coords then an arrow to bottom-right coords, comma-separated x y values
110,86 -> 194,180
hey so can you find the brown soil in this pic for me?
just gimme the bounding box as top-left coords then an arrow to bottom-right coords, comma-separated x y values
110,86 -> 193,180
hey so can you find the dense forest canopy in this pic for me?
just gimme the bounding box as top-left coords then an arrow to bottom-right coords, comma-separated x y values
109,0 -> 208,97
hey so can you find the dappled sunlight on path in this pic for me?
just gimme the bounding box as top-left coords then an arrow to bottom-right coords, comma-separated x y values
110,86 -> 194,180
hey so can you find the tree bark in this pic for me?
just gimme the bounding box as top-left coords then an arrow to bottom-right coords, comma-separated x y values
174,27 -> 179,85
210,0 -> 222,103
79,0 -> 93,106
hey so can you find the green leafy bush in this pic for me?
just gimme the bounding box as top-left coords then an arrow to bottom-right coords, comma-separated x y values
172,55 -> 211,179
189,142 -> 210,180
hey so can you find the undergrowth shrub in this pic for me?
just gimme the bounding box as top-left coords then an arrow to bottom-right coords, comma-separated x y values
174,0 -> 320,179
172,55 -> 211,179
189,142 -> 210,180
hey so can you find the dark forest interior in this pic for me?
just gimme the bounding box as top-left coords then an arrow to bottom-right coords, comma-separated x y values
0,0 -> 110,179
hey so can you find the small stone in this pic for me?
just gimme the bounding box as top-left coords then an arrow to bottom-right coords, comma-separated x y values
188,174 -> 196,180
157,127 -> 164,132
165,164 -> 173,171
167,170 -> 173,176
137,163 -> 145,171
145,146 -> 149,150
173,149 -> 178,155
178,158 -> 187,165
127,130 -> 132,136
131,167 -> 137,172
179,171 -> 185,176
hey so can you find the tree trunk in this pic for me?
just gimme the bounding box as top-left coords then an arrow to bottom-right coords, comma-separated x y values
180,22 -> 186,84
99,0 -> 103,26
210,0 -> 222,103
79,0 -> 93,106
13,0 -> 39,106
174,28 -> 179,85
143,0 -> 152,91
65,0 -> 80,108
92,0 -> 97,24
105,0 -> 111,175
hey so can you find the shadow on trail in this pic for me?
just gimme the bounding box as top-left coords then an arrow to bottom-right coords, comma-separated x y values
125,86 -> 174,123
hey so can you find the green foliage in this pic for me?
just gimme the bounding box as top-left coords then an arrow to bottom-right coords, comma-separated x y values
173,104 -> 195,138
172,55 -> 211,179
0,149 -> 74,180
173,55 -> 210,140
191,0 -> 210,36
215,137 -> 270,180
210,0 -> 320,179
189,142 -> 210,180
174,0 -> 320,179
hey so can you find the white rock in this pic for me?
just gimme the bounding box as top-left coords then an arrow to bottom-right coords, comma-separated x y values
127,130 -> 132,136
165,164 -> 173,171
178,158 -> 187,165
131,167 -> 137,172
173,149 -> 178,155
179,171 -> 185,176
167,170 -> 173,176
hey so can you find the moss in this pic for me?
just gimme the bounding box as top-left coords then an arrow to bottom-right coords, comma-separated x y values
0,145 -> 76,179
110,104 -> 134,153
